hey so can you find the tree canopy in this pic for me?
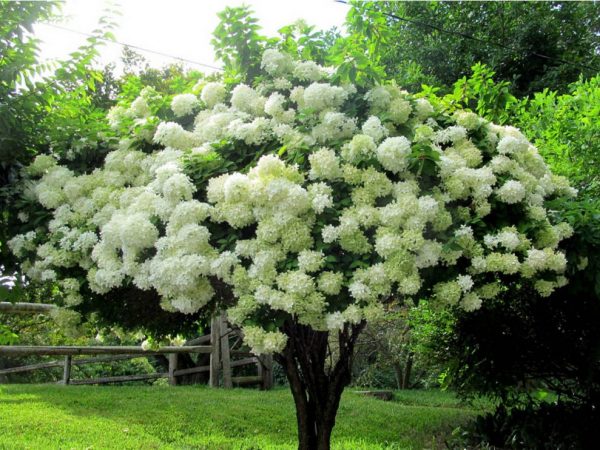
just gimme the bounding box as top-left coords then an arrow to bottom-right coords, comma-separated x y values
347,1 -> 600,96
8,38 -> 578,447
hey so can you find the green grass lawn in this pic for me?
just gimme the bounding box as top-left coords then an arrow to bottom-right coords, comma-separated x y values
0,384 -> 480,449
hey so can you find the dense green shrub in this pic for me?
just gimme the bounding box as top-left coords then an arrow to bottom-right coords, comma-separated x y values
420,196 -> 600,448
517,77 -> 600,194
451,401 -> 598,450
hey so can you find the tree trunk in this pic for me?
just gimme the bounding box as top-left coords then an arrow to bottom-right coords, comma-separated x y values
275,320 -> 365,450
393,362 -> 403,390
401,352 -> 414,390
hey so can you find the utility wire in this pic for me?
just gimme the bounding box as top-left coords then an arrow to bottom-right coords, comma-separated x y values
41,23 -> 224,72
335,0 -> 599,73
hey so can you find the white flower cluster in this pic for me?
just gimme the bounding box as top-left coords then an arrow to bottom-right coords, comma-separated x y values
375,136 -> 412,173
243,326 -> 288,355
106,87 -> 160,144
12,49 -> 577,355
154,122 -> 199,150
171,94 -> 200,117
303,83 -> 349,112
262,48 -> 327,82
200,82 -> 227,108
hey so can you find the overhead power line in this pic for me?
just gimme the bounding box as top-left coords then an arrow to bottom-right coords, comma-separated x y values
41,23 -> 224,72
335,0 -> 599,74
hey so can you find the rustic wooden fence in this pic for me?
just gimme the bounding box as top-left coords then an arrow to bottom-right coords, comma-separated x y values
0,302 -> 57,314
0,306 -> 273,389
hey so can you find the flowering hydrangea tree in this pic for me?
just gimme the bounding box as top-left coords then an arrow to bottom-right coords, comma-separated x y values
9,48 -> 576,449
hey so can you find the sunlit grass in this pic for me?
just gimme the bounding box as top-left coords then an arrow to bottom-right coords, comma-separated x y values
0,384 -> 479,449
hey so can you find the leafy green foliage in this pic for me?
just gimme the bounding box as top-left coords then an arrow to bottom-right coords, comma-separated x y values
517,77 -> 600,194
0,324 -> 18,345
211,6 -> 273,84
0,1 -> 56,161
347,1 -> 600,97
422,63 -> 520,125
277,21 -> 339,66
327,4 -> 387,87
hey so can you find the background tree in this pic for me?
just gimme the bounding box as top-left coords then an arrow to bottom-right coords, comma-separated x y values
1,1 -> 57,266
346,1 -> 600,96
354,308 -> 417,390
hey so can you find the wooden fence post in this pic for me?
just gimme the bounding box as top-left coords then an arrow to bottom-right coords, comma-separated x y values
209,315 -> 221,387
220,313 -> 232,389
0,358 -> 7,384
168,353 -> 178,386
62,355 -> 72,385
261,354 -> 273,390
256,355 -> 263,383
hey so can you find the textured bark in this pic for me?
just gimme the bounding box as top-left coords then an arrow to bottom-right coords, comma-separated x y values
275,320 -> 365,450
401,352 -> 414,390
393,362 -> 403,390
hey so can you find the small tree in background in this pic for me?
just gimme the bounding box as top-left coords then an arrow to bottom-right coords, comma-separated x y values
347,1 -> 600,97
353,306 -> 445,390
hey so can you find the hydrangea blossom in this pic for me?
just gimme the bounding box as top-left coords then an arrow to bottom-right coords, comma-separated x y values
376,137 -> 411,173
496,180 -> 527,204
154,122 -> 198,149
303,83 -> 348,111
261,49 -> 294,76
200,82 -> 227,108
171,94 -> 200,117
11,48 -> 578,357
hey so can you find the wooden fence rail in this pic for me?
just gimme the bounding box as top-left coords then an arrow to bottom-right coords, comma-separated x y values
0,302 -> 56,314
0,313 -> 273,389
70,373 -> 167,385
0,354 -> 139,376
0,345 -> 212,356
